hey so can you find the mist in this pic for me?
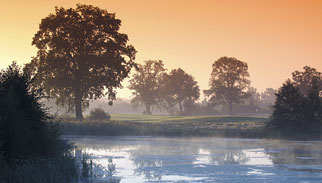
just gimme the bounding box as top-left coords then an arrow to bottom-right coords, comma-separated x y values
1,1 -> 322,183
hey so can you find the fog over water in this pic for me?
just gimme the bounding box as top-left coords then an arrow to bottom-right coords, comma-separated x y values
66,136 -> 322,183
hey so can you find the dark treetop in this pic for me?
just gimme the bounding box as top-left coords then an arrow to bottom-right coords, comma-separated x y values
27,4 -> 136,119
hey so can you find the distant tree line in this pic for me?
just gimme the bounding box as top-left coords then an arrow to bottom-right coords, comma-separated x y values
9,3 -> 320,121
127,57 -> 277,115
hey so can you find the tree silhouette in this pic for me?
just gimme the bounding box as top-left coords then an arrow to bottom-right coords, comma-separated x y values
161,68 -> 200,115
260,88 -> 277,106
27,4 -> 136,120
246,87 -> 260,109
292,66 -> 322,96
272,67 -> 322,135
159,73 -> 177,115
0,62 -> 79,183
0,62 -> 60,161
205,57 -> 250,115
128,60 -> 166,115
271,80 -> 305,133
302,79 -> 322,130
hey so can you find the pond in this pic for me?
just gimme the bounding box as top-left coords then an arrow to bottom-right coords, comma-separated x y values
66,136 -> 322,183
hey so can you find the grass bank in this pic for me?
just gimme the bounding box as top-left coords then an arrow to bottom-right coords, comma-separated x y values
58,114 -> 276,138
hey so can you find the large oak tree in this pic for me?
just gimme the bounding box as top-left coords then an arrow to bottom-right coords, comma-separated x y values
205,57 -> 250,115
27,4 -> 136,119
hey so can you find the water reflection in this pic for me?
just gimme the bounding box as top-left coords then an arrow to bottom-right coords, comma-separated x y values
73,148 -> 121,183
263,141 -> 322,173
129,140 -> 199,181
66,136 -> 322,182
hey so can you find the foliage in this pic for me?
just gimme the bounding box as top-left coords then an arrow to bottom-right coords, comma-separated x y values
292,66 -> 322,96
182,99 -> 201,116
0,62 -> 60,161
159,73 -> 177,115
129,60 -> 166,115
205,57 -> 250,115
271,80 -> 305,132
247,87 -> 260,107
245,87 -> 261,113
0,62 -> 79,182
0,155 -> 78,183
26,4 -> 137,119
89,108 -> 111,120
160,68 -> 200,115
271,79 -> 322,135
260,88 -> 276,109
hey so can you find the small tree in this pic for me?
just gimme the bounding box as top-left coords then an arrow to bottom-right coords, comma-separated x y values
128,60 -> 166,115
205,57 -> 250,115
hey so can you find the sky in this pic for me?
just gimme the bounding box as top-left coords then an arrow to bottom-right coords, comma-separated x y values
1,0 -> 322,99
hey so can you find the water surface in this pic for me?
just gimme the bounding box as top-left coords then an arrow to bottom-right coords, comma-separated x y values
66,136 -> 322,183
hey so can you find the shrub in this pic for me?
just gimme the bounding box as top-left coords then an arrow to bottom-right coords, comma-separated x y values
89,108 -> 110,120
0,62 -> 80,182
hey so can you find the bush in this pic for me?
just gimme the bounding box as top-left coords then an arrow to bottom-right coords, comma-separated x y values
0,62 -> 80,182
89,108 -> 110,120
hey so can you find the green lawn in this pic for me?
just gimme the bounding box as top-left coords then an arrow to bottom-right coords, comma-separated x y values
59,114 -> 272,137
110,114 -> 269,123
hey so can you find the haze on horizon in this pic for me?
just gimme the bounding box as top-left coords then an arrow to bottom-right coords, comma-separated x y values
1,0 -> 322,99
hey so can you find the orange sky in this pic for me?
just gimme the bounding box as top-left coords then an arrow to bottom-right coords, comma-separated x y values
1,0 -> 322,99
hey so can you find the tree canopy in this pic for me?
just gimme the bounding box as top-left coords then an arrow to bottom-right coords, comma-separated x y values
128,60 -> 166,115
159,73 -> 177,115
26,4 -> 136,119
271,80 -> 305,133
272,67 -> 322,136
161,68 -> 200,115
205,57 -> 250,115
292,66 -> 322,96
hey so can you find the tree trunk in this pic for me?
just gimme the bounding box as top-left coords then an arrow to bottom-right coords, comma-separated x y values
145,103 -> 151,115
228,101 -> 233,115
179,100 -> 183,114
228,84 -> 233,115
75,89 -> 83,120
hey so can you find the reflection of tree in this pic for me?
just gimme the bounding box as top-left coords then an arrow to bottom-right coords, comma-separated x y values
204,141 -> 250,165
264,142 -> 322,166
209,148 -> 249,165
69,137 -> 322,181
129,142 -> 199,181
73,148 -> 121,183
